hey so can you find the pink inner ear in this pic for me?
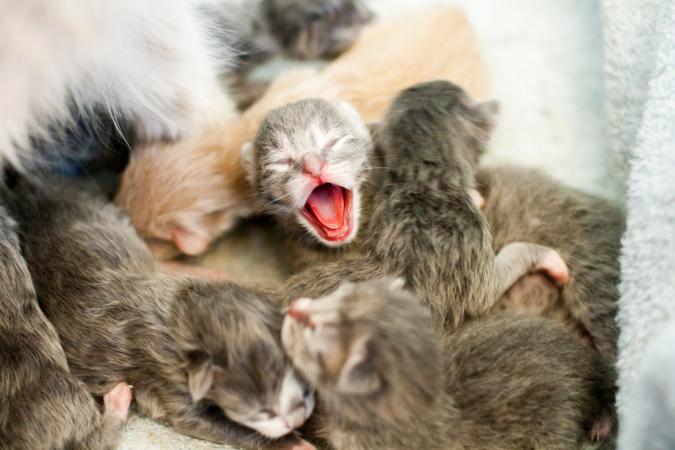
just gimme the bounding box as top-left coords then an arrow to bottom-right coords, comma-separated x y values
169,226 -> 210,256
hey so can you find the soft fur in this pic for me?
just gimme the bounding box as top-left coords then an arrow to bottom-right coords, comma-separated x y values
7,180 -> 314,449
245,98 -> 372,251
282,279 -> 616,450
268,84 -> 568,335
0,205 -> 129,449
0,0 -> 239,169
115,7 -> 491,259
477,166 -> 624,359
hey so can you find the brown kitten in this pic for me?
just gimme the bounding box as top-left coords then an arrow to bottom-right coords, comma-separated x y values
115,7 -> 491,259
8,179 -> 314,450
0,205 -> 131,450
477,166 -> 624,359
362,81 -> 568,330
282,279 -> 616,450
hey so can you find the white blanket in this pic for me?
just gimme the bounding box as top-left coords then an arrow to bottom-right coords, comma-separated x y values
601,0 -> 675,447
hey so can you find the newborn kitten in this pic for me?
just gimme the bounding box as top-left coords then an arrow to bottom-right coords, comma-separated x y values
115,7 -> 491,258
243,98 -> 373,256
282,279 -> 616,450
477,166 -> 624,359
0,205 -> 131,449
8,180 -> 314,449
362,81 -> 570,329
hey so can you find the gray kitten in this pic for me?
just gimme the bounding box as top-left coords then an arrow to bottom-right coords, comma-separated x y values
362,81 -> 571,330
8,180 -> 314,450
0,205 -> 130,450
282,278 -> 616,450
476,166 -> 624,359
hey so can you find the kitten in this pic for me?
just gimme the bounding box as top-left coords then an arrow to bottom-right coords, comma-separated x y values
0,204 -> 131,449
244,98 -> 373,255
8,179 -> 314,449
115,7 -> 491,258
477,166 -> 624,359
282,278 -> 616,450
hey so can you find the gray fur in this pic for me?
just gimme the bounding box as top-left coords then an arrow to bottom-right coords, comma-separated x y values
283,279 -> 616,450
7,180 -> 313,450
0,205 -> 124,450
476,166 -> 625,359
362,81 -> 561,331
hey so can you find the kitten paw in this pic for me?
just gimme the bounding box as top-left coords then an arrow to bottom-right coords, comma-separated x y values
535,249 -> 569,285
469,188 -> 485,209
266,0 -> 373,58
590,413 -> 613,441
103,382 -> 133,422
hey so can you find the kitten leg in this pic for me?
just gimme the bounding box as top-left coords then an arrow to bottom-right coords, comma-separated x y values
491,242 -> 569,301
103,382 -> 133,423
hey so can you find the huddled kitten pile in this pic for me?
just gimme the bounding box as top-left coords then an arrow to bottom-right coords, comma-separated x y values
0,79 -> 621,449
0,3 -> 622,445
244,80 -> 622,448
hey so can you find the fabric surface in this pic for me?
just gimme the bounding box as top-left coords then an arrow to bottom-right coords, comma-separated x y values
601,0 -> 675,447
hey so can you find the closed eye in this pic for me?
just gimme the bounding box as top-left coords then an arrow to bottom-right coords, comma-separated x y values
272,158 -> 295,167
260,408 -> 278,419
323,134 -> 348,152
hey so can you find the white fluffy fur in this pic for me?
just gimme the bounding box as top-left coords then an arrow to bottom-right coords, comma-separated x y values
0,0 -> 236,168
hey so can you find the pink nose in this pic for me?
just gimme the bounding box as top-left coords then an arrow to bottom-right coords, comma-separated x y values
302,154 -> 324,178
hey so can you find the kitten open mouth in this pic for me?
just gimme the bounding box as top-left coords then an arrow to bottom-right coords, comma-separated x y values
301,183 -> 353,242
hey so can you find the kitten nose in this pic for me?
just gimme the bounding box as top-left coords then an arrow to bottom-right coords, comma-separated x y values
302,154 -> 324,178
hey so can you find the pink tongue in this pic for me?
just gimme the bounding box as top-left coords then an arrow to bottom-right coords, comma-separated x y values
306,184 -> 345,230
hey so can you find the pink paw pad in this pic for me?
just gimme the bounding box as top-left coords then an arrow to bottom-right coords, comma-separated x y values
104,382 -> 133,422
469,188 -> 485,209
591,414 -> 613,441
535,250 -> 569,285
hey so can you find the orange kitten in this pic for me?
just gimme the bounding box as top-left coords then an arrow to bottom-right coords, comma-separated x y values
116,7 -> 491,259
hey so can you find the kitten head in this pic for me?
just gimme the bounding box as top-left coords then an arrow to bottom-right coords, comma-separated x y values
381,80 -> 499,170
281,278 -> 442,424
116,137 -> 255,259
243,98 -> 372,247
175,282 -> 315,439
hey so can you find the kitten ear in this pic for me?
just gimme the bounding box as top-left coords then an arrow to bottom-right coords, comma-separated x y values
168,222 -> 211,256
475,100 -> 500,134
336,335 -> 381,396
336,101 -> 370,139
187,354 -> 224,402
240,141 -> 257,186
